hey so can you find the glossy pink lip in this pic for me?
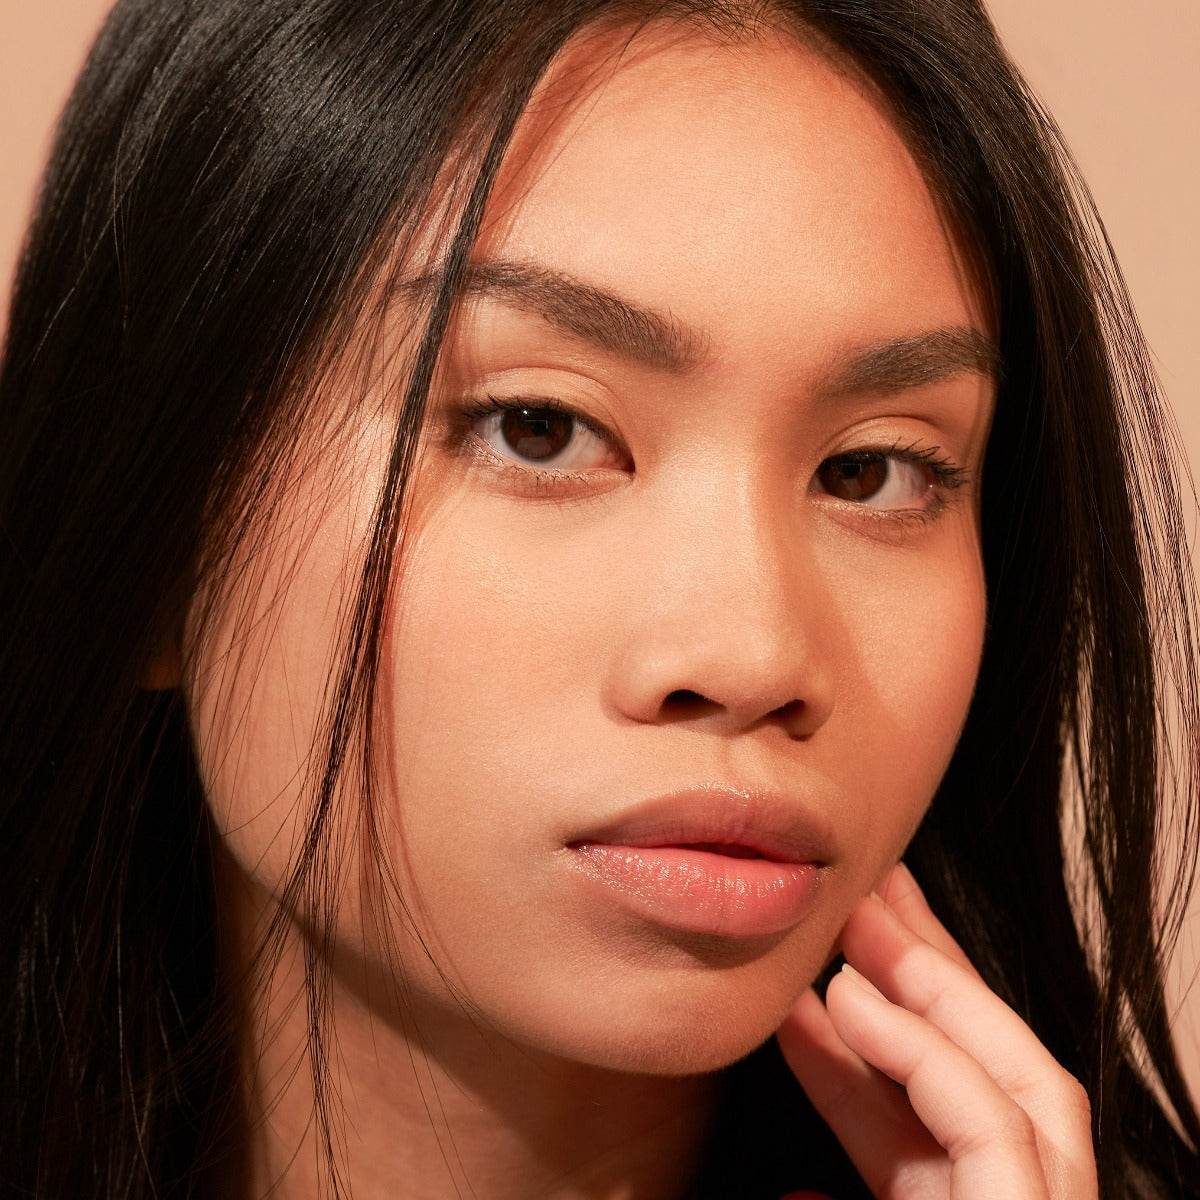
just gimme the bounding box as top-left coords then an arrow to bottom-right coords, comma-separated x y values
565,788 -> 831,938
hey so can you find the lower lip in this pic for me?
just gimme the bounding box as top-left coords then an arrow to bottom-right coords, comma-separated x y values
567,843 -> 821,938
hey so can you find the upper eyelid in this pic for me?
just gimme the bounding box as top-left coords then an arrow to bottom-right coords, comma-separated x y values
460,395 -> 626,453
829,442 -> 971,489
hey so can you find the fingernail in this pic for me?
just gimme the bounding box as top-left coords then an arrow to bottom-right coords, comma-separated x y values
840,963 -> 888,1001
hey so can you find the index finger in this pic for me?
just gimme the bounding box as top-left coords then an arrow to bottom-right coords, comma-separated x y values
876,862 -> 981,979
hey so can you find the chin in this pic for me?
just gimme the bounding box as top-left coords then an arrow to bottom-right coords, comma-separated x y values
532,969 -> 810,1078
566,1012 -> 788,1078
607,1025 -> 782,1077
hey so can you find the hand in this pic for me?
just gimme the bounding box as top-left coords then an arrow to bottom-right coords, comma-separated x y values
775,863 -> 1098,1199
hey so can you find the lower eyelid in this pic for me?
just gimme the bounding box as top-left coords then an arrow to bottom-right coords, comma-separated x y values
463,442 -> 629,500
813,492 -> 954,540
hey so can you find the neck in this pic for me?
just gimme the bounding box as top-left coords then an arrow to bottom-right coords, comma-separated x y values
227,881 -> 718,1199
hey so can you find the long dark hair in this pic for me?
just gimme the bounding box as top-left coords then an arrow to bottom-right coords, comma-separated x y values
2,0 -> 1197,1196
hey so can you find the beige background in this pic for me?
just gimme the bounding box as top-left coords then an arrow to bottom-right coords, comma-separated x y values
3,1 -> 1199,1093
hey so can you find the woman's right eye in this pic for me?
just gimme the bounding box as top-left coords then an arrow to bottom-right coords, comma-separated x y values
469,403 -> 627,472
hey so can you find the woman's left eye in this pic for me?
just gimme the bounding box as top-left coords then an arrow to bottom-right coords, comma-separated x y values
468,403 -> 626,472
812,448 -> 964,511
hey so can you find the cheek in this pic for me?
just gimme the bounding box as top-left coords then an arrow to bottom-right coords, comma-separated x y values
822,519 -> 986,865
187,537 -> 343,894
380,491 -> 616,749
375,500 -> 597,849
184,450 -> 388,908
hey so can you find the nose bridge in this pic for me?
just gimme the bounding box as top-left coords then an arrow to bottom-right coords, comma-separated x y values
684,467 -> 798,637
607,459 -> 835,734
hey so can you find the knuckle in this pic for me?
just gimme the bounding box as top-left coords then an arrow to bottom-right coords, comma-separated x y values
956,1103 -> 1038,1160
1017,1063 -> 1092,1130
994,1106 -> 1040,1153
1057,1071 -> 1092,1124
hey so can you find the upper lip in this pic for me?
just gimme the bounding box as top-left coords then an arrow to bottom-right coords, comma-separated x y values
567,786 -> 834,865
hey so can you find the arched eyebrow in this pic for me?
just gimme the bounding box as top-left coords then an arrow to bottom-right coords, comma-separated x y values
403,258 -> 1000,388
822,327 -> 1001,395
405,259 -> 703,373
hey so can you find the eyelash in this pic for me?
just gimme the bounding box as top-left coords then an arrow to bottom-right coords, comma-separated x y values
452,395 -> 971,516
835,441 -> 967,485
460,391 -> 600,429
459,395 -> 607,440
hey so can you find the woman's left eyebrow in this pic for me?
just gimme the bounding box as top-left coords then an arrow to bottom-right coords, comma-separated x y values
821,327 -> 1002,396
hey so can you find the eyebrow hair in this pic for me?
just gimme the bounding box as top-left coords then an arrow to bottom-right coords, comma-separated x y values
409,259 -> 704,373
406,258 -> 999,391
823,327 -> 1002,395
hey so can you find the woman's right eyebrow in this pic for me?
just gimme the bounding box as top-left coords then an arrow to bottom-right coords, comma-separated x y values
403,258 -> 703,374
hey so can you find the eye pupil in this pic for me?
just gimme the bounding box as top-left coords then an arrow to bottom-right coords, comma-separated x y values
500,408 -> 574,461
819,455 -> 889,501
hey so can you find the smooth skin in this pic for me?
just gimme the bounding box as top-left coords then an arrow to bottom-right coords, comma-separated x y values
185,16 -> 1097,1199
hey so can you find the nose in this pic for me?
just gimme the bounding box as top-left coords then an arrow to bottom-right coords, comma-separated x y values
603,476 -> 835,740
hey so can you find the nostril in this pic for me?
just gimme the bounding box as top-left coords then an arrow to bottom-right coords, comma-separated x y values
656,691 -> 812,735
662,688 -> 723,720
771,699 -> 806,724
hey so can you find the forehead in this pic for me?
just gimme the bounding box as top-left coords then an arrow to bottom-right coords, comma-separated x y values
471,18 -> 987,367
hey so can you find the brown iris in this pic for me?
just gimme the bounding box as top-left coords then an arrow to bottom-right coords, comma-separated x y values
499,408 -> 574,462
817,454 -> 891,502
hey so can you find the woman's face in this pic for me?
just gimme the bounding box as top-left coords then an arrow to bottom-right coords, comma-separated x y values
190,20 -> 994,1075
